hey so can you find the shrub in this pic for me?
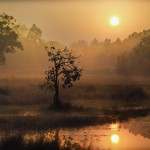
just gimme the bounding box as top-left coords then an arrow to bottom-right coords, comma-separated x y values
111,84 -> 147,102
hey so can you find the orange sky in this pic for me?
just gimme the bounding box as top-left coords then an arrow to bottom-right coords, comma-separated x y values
0,0 -> 150,45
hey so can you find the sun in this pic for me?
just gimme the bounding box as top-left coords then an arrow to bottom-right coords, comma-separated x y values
110,16 -> 120,26
111,134 -> 120,144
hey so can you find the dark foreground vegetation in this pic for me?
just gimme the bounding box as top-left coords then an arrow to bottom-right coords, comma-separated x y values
0,132 -> 91,150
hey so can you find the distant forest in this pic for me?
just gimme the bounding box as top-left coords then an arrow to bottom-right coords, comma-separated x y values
1,13 -> 150,77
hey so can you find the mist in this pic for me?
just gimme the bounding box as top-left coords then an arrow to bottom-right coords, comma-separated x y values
1,24 -> 148,82
0,0 -> 150,81
1,0 -> 150,45
0,1 -> 150,150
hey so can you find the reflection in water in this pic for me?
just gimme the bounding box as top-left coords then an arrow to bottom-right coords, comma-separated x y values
110,123 -> 120,131
22,119 -> 150,150
125,116 -> 150,139
111,134 -> 119,144
24,131 -> 55,143
110,123 -> 120,144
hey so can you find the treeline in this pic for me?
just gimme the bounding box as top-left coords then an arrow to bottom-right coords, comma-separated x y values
117,34 -> 150,76
1,13 -> 64,73
1,12 -> 150,77
70,29 -> 150,74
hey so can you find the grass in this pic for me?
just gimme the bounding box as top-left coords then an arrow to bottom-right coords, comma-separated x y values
0,77 -> 149,106
0,87 -> 9,96
0,78 -> 149,132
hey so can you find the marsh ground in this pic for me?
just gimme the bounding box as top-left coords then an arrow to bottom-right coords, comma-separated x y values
0,74 -> 149,149
0,74 -> 149,130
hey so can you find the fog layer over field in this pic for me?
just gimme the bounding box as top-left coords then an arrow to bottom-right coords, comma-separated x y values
1,26 -> 150,79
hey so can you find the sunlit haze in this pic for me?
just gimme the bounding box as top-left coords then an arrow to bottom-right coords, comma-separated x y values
0,1 -> 150,150
0,0 -> 150,45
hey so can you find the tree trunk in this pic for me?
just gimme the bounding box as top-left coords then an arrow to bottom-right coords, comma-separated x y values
54,77 -> 60,108
54,86 -> 60,108
53,62 -> 61,108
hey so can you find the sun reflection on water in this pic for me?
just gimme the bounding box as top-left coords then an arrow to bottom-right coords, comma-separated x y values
110,123 -> 120,131
111,134 -> 120,144
110,123 -> 120,145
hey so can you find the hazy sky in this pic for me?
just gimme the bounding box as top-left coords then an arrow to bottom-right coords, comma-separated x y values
0,0 -> 150,45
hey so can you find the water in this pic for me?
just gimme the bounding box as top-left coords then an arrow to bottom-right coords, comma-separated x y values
24,116 -> 150,150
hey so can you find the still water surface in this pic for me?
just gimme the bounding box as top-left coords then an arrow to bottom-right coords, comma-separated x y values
24,116 -> 150,150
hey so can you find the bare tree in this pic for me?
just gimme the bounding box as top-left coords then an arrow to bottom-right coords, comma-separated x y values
44,45 -> 82,108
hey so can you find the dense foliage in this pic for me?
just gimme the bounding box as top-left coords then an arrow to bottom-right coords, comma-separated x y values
0,13 -> 23,64
117,31 -> 150,76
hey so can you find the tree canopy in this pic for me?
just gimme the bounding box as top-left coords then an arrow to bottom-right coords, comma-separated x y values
0,13 -> 23,64
27,24 -> 42,43
117,34 -> 150,76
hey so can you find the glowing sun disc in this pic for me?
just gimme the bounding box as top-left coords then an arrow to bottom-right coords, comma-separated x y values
110,16 -> 120,26
111,134 -> 119,143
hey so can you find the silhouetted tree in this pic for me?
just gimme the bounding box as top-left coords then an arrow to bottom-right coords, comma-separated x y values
114,38 -> 121,44
44,45 -> 82,108
90,38 -> 100,46
70,40 -> 88,50
0,13 -> 23,64
104,38 -> 111,46
117,34 -> 150,76
27,24 -> 42,43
